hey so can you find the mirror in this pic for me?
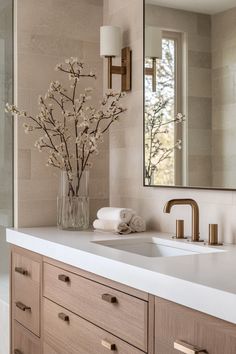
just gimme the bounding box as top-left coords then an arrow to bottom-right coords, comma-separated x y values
144,0 -> 236,189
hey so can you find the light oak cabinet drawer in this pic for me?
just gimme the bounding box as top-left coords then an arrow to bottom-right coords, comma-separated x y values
43,298 -> 145,354
43,262 -> 148,351
12,251 -> 41,336
13,320 -> 41,354
155,297 -> 236,354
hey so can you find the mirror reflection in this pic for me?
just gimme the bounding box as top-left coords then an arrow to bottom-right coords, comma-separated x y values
144,0 -> 236,189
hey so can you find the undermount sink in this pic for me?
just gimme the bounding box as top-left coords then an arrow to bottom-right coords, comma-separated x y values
93,236 -> 224,258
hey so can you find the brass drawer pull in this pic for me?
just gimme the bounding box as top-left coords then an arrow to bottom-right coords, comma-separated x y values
15,267 -> 28,276
102,293 -> 117,303
14,350 -> 23,354
15,301 -> 31,312
58,274 -> 70,283
101,339 -> 116,351
58,312 -> 70,322
174,340 -> 207,354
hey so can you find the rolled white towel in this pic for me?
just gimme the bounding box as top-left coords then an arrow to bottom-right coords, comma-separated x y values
97,207 -> 135,224
93,219 -> 132,235
129,215 -> 146,233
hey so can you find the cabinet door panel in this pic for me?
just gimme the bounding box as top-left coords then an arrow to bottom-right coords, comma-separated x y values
155,297 -> 236,354
13,320 -> 41,354
12,251 -> 41,336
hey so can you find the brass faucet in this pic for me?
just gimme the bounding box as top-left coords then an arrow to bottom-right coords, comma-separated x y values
163,199 -> 201,242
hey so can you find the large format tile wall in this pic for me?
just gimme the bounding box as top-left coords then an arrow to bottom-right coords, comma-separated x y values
105,0 -> 236,244
145,5 -> 212,187
15,0 -> 108,227
212,8 -> 236,187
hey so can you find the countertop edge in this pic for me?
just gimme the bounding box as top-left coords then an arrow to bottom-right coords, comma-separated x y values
7,228 -> 236,325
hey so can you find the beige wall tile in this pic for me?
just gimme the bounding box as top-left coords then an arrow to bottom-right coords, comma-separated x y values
188,97 -> 212,129
197,14 -> 211,36
189,51 -> 211,69
145,5 -> 198,34
15,0 -> 107,227
18,149 -> 31,180
188,67 -> 212,97
188,129 -> 211,156
188,34 -> 211,53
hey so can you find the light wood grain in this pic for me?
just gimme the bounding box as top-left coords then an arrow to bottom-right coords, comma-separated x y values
43,262 -> 148,351
43,298 -> 145,354
12,249 -> 41,337
43,257 -> 148,300
155,296 -> 236,354
13,320 -> 41,354
148,294 -> 155,354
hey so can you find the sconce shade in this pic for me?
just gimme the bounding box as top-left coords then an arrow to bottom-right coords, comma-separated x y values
145,26 -> 162,59
100,26 -> 122,57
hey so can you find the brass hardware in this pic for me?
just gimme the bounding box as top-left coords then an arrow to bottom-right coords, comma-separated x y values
15,267 -> 28,276
58,274 -> 70,283
15,301 -> 31,312
175,220 -> 187,239
101,339 -> 116,351
174,340 -> 207,353
208,224 -> 222,245
164,199 -> 202,242
101,293 -> 117,303
14,350 -> 23,354
58,312 -> 70,322
145,58 -> 157,92
106,47 -> 132,92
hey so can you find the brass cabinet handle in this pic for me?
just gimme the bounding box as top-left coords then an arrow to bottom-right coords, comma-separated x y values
14,350 -> 23,354
58,312 -> 70,322
174,340 -> 207,354
101,293 -> 117,303
15,267 -> 28,276
58,274 -> 70,283
15,301 -> 31,312
101,339 -> 116,351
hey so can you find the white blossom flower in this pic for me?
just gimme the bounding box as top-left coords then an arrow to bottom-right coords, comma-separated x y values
5,58 -> 126,195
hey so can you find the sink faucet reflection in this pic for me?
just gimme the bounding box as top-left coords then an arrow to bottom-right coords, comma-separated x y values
163,199 -> 201,242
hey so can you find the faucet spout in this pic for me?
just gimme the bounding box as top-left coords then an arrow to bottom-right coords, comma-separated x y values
163,199 -> 200,242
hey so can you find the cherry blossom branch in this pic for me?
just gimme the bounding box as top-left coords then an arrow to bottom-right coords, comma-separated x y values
6,57 -> 127,196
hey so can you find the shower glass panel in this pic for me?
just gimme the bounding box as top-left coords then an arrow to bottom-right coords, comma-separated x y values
0,1 -> 13,353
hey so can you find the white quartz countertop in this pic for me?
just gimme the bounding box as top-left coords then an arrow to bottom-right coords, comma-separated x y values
6,227 -> 236,324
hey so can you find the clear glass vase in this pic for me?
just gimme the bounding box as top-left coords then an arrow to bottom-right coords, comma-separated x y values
57,170 -> 89,231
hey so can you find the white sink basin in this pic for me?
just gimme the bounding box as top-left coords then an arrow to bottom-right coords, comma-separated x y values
93,237 -> 224,258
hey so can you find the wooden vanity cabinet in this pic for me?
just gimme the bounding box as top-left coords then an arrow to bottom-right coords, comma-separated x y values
154,297 -> 236,354
11,247 -> 42,354
11,247 -> 152,354
10,246 -> 236,354
13,321 -> 41,354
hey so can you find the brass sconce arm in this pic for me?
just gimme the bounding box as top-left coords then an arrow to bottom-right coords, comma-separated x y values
145,58 -> 157,92
106,47 -> 132,92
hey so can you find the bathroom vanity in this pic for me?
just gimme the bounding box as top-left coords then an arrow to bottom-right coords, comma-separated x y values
7,228 -> 236,354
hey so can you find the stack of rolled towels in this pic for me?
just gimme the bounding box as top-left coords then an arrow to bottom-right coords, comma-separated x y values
93,207 -> 146,234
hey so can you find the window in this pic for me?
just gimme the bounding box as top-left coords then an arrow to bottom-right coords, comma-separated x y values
145,31 -> 183,186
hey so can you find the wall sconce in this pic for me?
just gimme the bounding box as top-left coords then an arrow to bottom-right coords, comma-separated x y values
145,26 -> 162,92
100,26 -> 132,92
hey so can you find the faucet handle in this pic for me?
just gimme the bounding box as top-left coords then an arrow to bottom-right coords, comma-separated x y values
171,220 -> 188,239
176,220 -> 188,239
208,224 -> 223,246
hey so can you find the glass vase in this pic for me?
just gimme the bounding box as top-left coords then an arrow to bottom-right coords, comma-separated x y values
57,170 -> 89,231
